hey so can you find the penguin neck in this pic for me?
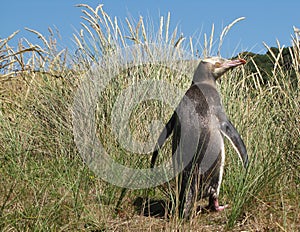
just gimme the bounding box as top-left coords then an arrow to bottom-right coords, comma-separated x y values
192,63 -> 218,87
192,74 -> 217,87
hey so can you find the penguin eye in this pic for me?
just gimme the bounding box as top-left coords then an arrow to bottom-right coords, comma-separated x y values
215,62 -> 221,68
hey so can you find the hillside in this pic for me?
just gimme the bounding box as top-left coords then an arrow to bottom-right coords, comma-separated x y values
236,46 -> 298,86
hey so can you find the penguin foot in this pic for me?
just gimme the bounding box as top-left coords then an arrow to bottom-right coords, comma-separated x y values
213,204 -> 228,211
208,198 -> 228,212
196,201 -> 228,214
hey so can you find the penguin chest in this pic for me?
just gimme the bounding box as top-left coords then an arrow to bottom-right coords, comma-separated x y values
198,129 -> 224,175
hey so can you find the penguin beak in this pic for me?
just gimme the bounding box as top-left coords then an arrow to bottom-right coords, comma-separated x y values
212,58 -> 246,79
223,59 -> 246,69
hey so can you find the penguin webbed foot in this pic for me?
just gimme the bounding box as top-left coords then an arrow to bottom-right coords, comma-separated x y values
211,203 -> 228,211
208,197 -> 228,211
196,199 -> 228,215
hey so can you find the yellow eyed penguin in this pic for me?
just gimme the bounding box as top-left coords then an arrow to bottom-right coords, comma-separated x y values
151,57 -> 248,219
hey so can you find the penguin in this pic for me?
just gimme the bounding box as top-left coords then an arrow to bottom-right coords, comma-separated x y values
150,57 -> 248,219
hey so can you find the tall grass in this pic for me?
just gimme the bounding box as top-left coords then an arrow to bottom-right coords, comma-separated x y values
0,4 -> 299,231
220,40 -> 300,229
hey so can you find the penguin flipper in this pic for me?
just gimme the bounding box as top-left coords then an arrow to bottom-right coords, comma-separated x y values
151,112 -> 176,168
220,120 -> 248,168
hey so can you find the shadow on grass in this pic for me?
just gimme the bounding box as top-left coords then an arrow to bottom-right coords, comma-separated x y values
133,197 -> 172,218
132,197 -> 213,219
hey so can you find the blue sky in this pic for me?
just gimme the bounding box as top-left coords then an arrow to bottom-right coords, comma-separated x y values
1,0 -> 299,58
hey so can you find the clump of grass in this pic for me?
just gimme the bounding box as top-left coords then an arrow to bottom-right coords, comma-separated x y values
220,39 -> 299,229
1,3 -> 299,231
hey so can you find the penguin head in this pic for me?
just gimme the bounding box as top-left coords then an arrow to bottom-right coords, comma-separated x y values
200,57 -> 246,80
